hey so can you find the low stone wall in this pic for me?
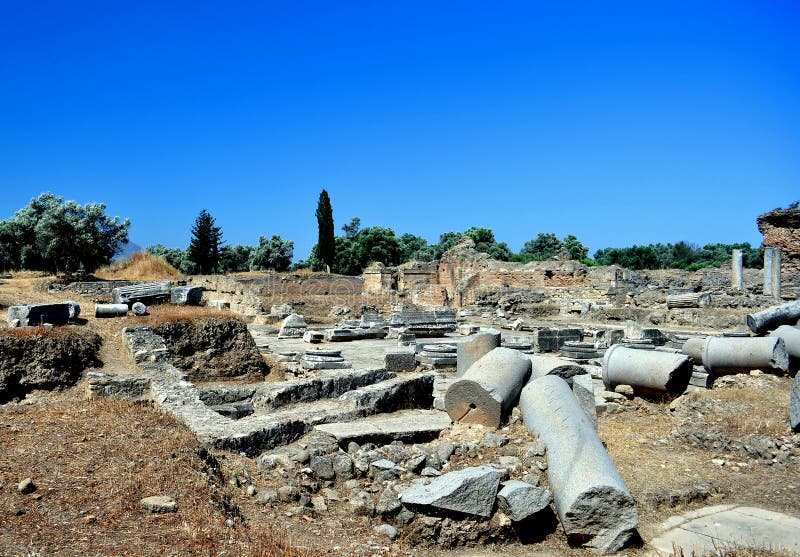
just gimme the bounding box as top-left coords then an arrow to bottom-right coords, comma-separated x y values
186,275 -> 264,317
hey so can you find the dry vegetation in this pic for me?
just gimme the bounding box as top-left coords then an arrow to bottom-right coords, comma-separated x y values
95,252 -> 183,281
0,394 -> 321,557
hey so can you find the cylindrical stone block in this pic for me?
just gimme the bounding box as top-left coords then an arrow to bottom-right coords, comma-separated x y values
747,300 -> 800,335
520,376 -> 638,552
768,325 -> 800,372
666,292 -> 711,309
131,302 -> 147,316
603,344 -> 692,395
445,347 -> 531,427
529,354 -> 587,382
702,336 -> 789,374
681,337 -> 707,364
94,303 -> 129,318
456,331 -> 501,377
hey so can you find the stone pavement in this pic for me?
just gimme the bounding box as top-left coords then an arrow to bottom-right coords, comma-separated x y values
649,504 -> 800,555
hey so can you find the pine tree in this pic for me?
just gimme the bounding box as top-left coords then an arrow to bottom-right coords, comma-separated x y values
186,209 -> 223,274
315,189 -> 335,271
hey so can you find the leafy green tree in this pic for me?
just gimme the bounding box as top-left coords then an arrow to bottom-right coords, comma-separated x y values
219,244 -> 254,273
434,231 -> 464,259
463,227 -> 513,261
331,237 -> 362,275
0,193 -> 129,272
563,234 -> 588,260
341,217 -> 361,240
518,233 -> 563,262
316,189 -> 335,270
186,209 -> 223,274
147,244 -> 186,270
249,235 -> 294,272
398,233 -> 430,262
355,226 -> 401,268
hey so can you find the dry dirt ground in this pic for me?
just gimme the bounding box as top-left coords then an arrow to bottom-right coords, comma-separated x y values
1,275 -> 799,557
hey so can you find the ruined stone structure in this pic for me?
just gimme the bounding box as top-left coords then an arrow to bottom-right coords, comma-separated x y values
758,205 -> 800,282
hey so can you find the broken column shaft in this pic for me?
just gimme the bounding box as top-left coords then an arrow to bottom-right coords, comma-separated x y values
732,249 -> 744,291
769,325 -> 800,372
95,303 -> 129,317
444,347 -> 531,427
681,337 -> 707,364
529,354 -> 587,383
456,331 -> 501,377
702,336 -> 789,374
520,375 -> 638,553
747,300 -> 800,335
603,344 -> 693,395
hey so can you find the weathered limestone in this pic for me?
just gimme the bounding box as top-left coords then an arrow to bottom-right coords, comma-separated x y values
131,302 -> 147,316
170,285 -> 203,306
791,373 -> 800,432
571,373 -> 597,428
764,247 -> 782,298
666,292 -> 711,309
94,303 -> 129,317
496,480 -> 552,522
416,343 -> 457,366
769,325 -> 800,372
456,331 -> 501,377
445,347 -> 531,427
520,376 -> 638,552
529,354 -> 587,382
300,349 -> 352,370
702,336 -> 789,374
747,300 -> 800,335
278,313 -> 308,339
314,409 -> 451,445
398,465 -> 501,517
303,330 -> 324,344
6,301 -> 81,327
681,337 -> 707,364
531,327 -> 582,352
385,351 -> 416,372
388,309 -> 457,337
603,345 -> 692,395
111,281 -> 171,305
731,249 -> 744,291
560,341 -> 601,359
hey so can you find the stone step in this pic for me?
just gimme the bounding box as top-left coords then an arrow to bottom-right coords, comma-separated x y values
314,409 -> 452,445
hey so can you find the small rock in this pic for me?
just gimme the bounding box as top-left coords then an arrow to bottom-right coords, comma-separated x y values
376,487 -> 402,515
347,441 -> 360,454
257,489 -> 278,505
421,467 -> 442,477
496,480 -> 552,521
435,442 -> 456,462
712,458 -> 726,466
140,495 -> 178,513
17,478 -> 36,494
343,479 -> 360,490
349,490 -> 375,517
614,385 -> 635,398
333,454 -> 354,480
310,455 -> 335,480
311,495 -> 327,512
482,433 -> 509,448
278,485 -> 300,502
525,440 -> 546,457
322,488 -> 341,501
246,485 -> 257,497
374,524 -> 399,540
291,449 -> 311,464
522,473 -> 540,487
11,508 -> 26,516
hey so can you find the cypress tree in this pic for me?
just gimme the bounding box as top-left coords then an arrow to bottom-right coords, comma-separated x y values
315,189 -> 335,271
187,209 -> 223,274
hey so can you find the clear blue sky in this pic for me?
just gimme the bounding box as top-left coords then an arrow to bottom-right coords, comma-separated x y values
1,1 -> 798,261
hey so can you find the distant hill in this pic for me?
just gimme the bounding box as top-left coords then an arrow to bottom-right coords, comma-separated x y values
113,241 -> 143,261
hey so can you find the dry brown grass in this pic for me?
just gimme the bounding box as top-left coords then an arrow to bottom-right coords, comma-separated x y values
0,395 -> 321,557
0,325 -> 87,340
95,252 -> 183,281
693,380 -> 792,437
137,304 -> 244,328
672,541 -> 799,556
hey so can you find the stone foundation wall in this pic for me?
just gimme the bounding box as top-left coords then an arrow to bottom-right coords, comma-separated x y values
186,275 -> 263,317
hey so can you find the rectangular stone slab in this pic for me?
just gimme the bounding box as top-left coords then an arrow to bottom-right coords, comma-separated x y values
315,410 -> 451,444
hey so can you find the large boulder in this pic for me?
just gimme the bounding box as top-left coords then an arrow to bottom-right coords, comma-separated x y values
398,465 -> 501,517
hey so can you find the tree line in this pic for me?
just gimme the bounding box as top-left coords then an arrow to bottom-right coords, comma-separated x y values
0,191 -> 770,275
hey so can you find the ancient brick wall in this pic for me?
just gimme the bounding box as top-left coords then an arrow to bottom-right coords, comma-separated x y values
758,206 -> 800,281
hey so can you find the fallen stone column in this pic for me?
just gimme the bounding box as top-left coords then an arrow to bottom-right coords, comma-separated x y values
603,344 -> 692,395
6,301 -> 80,326
681,337 -> 707,364
529,354 -> 587,382
666,292 -> 711,309
746,300 -> 800,335
444,347 -> 531,427
170,285 -> 203,306
769,325 -> 800,372
456,331 -> 501,377
520,375 -> 638,552
95,303 -> 129,317
702,336 -> 789,374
